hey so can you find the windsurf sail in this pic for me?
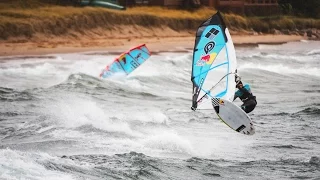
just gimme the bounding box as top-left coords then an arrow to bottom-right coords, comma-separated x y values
191,11 -> 237,110
100,44 -> 151,78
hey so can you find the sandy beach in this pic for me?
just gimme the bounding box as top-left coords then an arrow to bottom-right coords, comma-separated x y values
0,34 -> 306,57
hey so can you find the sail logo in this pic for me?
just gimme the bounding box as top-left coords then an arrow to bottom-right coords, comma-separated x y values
219,99 -> 225,105
196,53 -> 217,66
131,60 -> 139,69
205,28 -> 219,40
204,42 -> 215,54
130,53 -> 142,69
135,53 -> 142,60
119,54 -> 126,64
120,57 -> 126,64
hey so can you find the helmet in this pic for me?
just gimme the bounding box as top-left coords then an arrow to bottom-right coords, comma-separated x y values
236,80 -> 242,88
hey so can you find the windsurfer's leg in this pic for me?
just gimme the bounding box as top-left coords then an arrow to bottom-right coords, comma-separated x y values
242,99 -> 257,113
240,104 -> 245,111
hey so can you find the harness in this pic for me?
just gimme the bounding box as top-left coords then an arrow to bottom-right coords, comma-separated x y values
238,87 -> 255,102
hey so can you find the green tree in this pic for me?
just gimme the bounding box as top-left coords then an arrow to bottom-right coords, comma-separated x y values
278,0 -> 320,18
279,2 -> 292,15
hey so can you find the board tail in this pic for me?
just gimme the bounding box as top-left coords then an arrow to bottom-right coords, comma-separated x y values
211,97 -> 255,135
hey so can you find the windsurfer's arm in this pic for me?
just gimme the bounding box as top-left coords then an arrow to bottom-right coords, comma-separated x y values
233,89 -> 240,101
233,94 -> 238,101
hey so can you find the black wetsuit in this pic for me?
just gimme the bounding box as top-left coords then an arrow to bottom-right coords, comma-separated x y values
234,84 -> 257,113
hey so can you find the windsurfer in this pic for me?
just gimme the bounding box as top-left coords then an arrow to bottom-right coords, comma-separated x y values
233,76 -> 257,113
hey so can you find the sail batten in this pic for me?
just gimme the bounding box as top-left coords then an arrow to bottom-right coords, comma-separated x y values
192,61 -> 228,79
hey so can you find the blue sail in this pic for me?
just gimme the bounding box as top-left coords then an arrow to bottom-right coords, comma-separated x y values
191,12 -> 237,110
100,44 -> 151,78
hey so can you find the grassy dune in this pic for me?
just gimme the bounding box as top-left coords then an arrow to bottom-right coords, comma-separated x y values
0,6 -> 208,40
0,1 -> 320,40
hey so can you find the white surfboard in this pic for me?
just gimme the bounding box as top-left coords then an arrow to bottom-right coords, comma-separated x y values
212,98 -> 255,135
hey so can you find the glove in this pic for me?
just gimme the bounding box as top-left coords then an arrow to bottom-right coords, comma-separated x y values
235,74 -> 241,83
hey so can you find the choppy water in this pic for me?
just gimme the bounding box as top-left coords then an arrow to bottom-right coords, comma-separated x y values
1,41 -> 320,180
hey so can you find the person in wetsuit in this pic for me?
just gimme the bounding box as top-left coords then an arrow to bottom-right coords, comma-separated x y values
233,80 -> 257,113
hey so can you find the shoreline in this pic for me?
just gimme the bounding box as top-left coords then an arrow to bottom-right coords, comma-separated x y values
0,34 -> 306,57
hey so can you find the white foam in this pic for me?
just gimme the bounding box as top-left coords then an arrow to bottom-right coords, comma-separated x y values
0,54 -> 113,89
300,39 -> 309,43
123,78 -> 146,90
122,109 -> 169,125
142,131 -> 194,155
239,62 -> 320,77
238,51 -> 314,63
306,49 -> 320,55
258,41 -> 320,53
36,125 -> 55,134
46,96 -> 140,137
128,54 -> 190,79
258,44 -> 283,50
0,61 -> 68,90
0,149 -> 74,180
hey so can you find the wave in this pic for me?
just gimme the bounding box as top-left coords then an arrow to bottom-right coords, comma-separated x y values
238,45 -> 319,65
128,53 -> 191,82
0,60 -> 61,75
259,54 -> 314,63
133,74 -> 190,90
141,132 -> 194,155
257,43 -> 285,50
42,95 -> 173,140
236,51 -> 263,59
152,49 -> 191,55
55,72 -> 189,101
239,158 -> 309,166
295,135 -> 318,142
239,52 -> 309,63
0,148 -> 74,180
236,157 -> 319,179
0,60 -> 69,90
302,90 -> 320,93
300,40 -> 309,43
239,62 -> 320,77
59,152 -> 163,179
306,49 -> 320,55
53,73 -> 165,100
294,107 -> 320,116
309,156 -> 320,166
0,112 -> 20,116
0,87 -> 34,101
55,73 -> 102,89
59,152 -> 224,179
267,112 -> 290,116
271,145 -> 308,149
44,97 -> 142,137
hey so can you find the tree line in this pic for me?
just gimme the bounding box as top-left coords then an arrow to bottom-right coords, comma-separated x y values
278,0 -> 320,18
